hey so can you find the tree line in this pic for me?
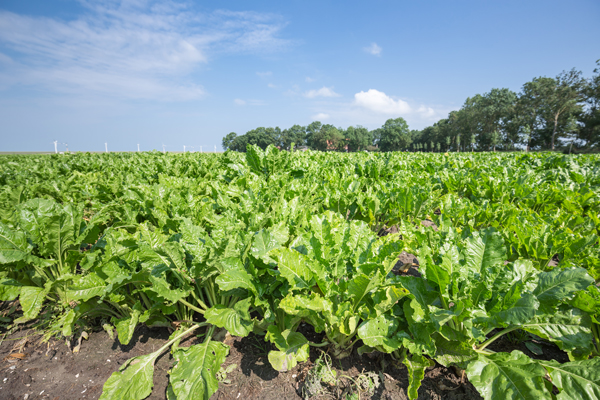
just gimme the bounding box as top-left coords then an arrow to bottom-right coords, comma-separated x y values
223,61 -> 599,153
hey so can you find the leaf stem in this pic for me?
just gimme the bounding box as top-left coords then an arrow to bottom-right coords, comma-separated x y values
476,326 -> 520,351
178,298 -> 205,315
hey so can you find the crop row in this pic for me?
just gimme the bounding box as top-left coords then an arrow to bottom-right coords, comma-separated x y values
0,146 -> 599,400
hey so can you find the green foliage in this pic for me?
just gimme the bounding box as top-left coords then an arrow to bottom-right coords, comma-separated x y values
0,148 -> 599,400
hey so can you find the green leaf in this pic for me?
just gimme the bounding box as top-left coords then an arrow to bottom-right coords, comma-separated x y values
0,279 -> 22,301
488,293 -> 539,327
465,350 -> 552,400
15,286 -> 48,323
114,302 -> 143,346
169,340 -> 229,400
204,298 -> 254,337
275,248 -> 314,290
266,326 -> 310,372
251,229 -> 281,260
533,268 -> 594,312
464,228 -> 506,274
403,353 -> 434,400
348,272 -> 381,309
357,314 -> 403,353
0,222 -> 32,264
523,308 -> 593,359
538,358 -> 600,400
67,273 -> 107,301
215,258 -> 257,294
99,353 -> 158,400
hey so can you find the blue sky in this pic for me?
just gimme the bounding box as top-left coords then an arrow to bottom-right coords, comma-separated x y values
0,0 -> 599,152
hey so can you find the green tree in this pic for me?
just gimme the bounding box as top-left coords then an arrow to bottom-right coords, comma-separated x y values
281,125 -> 306,149
578,61 -> 600,149
537,69 -> 585,150
229,127 -> 277,152
311,124 -> 344,151
222,132 -> 237,151
436,142 -> 441,152
378,118 -> 411,151
306,121 -> 323,149
344,125 -> 371,151
456,133 -> 461,152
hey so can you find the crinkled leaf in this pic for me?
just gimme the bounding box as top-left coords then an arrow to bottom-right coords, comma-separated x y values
538,358 -> 600,400
357,314 -> 403,353
403,353 -> 434,400
465,350 -> 551,400
169,340 -> 229,400
266,326 -> 309,372
533,268 -> 594,312
67,273 -> 107,301
0,222 -> 32,264
523,308 -> 593,360
204,298 -> 254,337
275,248 -> 314,290
15,286 -> 48,323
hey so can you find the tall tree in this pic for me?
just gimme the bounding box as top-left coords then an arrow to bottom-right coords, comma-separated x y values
378,118 -> 411,151
280,125 -> 306,149
310,124 -> 344,151
578,61 -> 600,149
344,125 -> 371,151
540,69 -> 585,150
222,132 -> 237,151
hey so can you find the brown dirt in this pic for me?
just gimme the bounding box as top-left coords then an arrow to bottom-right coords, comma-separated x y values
0,322 -> 483,400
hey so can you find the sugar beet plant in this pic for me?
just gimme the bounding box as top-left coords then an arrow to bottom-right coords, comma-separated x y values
0,145 -> 600,400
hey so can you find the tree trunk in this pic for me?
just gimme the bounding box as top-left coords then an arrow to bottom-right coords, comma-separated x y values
551,113 -> 559,150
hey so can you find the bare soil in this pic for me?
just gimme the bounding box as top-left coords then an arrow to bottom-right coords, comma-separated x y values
0,322 -> 485,400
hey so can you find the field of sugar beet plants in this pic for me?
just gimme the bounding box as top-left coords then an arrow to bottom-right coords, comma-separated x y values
0,146 -> 599,400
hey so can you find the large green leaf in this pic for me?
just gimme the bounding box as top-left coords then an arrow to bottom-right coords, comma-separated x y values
357,314 -> 403,353
0,222 -> 32,264
15,286 -> 49,323
67,272 -> 107,301
204,298 -> 254,337
523,308 -> 593,359
533,268 -> 594,312
538,358 -> 600,400
275,248 -> 314,290
169,341 -> 229,400
266,326 -> 310,372
99,353 -> 157,400
464,228 -> 506,274
465,350 -> 552,400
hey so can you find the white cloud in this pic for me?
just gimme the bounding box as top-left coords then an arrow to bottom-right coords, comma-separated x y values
304,86 -> 341,98
0,2 -> 291,100
363,42 -> 382,56
305,76 -> 315,83
256,71 -> 272,78
267,83 -> 278,88
233,98 -> 265,106
354,89 -> 411,114
312,113 -> 330,120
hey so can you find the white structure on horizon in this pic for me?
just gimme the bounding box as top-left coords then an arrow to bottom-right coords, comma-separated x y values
137,144 -> 140,152
53,141 -> 58,154
162,144 -> 166,154
105,142 -> 108,153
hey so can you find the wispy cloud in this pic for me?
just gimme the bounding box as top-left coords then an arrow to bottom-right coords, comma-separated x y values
256,71 -> 272,78
267,83 -> 278,89
0,1 -> 291,100
305,76 -> 315,83
304,86 -> 341,98
233,98 -> 266,106
363,42 -> 382,56
312,112 -> 330,120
